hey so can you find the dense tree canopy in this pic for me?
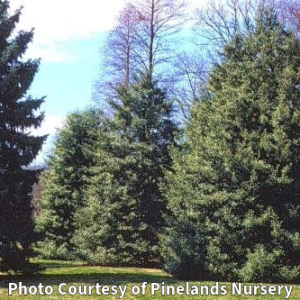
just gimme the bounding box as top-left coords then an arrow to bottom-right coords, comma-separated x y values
0,0 -> 46,274
161,8 -> 300,282
36,109 -> 101,259
31,0 -> 300,284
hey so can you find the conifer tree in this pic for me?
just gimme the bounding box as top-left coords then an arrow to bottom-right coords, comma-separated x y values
36,109 -> 100,259
74,75 -> 178,266
162,8 -> 300,282
0,0 -> 46,273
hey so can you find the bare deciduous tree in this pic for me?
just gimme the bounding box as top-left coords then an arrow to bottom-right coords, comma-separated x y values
194,0 -> 300,56
94,0 -> 188,109
194,0 -> 264,54
131,0 -> 187,78
170,50 -> 210,118
105,3 -> 140,87
94,3 -> 140,111
278,0 -> 300,36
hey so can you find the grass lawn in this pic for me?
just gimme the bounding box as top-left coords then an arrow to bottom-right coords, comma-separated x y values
0,260 -> 299,299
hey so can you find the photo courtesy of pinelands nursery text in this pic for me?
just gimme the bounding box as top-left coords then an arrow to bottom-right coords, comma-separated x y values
8,281 -> 293,298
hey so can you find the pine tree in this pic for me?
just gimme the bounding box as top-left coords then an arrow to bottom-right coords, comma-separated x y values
0,0 -> 46,274
36,109 -> 101,259
162,8 -> 300,282
74,74 -> 179,266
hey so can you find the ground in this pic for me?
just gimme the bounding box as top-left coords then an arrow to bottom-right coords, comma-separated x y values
0,261 -> 299,299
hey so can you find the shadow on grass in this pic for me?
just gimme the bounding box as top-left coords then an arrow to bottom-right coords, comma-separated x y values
38,262 -> 81,269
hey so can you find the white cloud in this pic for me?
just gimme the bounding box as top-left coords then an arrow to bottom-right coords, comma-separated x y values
9,0 -> 205,63
33,114 -> 66,137
11,0 -> 125,40
10,0 -> 126,62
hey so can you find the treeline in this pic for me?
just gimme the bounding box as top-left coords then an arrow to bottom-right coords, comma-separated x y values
2,0 -> 300,283
36,0 -> 300,283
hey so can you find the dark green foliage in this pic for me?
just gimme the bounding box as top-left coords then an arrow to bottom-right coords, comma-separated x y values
0,0 -> 46,274
36,109 -> 101,259
73,129 -> 150,266
161,8 -> 300,282
74,75 -> 179,266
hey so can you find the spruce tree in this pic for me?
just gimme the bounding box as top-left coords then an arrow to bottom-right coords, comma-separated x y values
162,8 -> 300,282
36,109 -> 101,259
74,74 -> 178,266
0,0 -> 46,274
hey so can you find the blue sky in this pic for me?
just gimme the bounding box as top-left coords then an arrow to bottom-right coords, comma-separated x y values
30,37 -> 106,116
9,0 -> 127,161
10,0 -> 200,162
10,0 -> 125,138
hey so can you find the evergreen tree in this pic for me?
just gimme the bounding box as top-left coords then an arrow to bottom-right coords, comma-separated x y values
74,75 -> 178,266
0,0 -> 46,274
36,109 -> 101,259
162,8 -> 300,282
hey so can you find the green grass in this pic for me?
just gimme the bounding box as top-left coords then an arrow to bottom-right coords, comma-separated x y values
0,260 -> 299,299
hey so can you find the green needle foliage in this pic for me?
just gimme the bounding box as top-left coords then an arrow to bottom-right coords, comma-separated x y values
36,109 -> 101,260
0,0 -> 46,274
161,8 -> 300,282
74,74 -> 179,266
